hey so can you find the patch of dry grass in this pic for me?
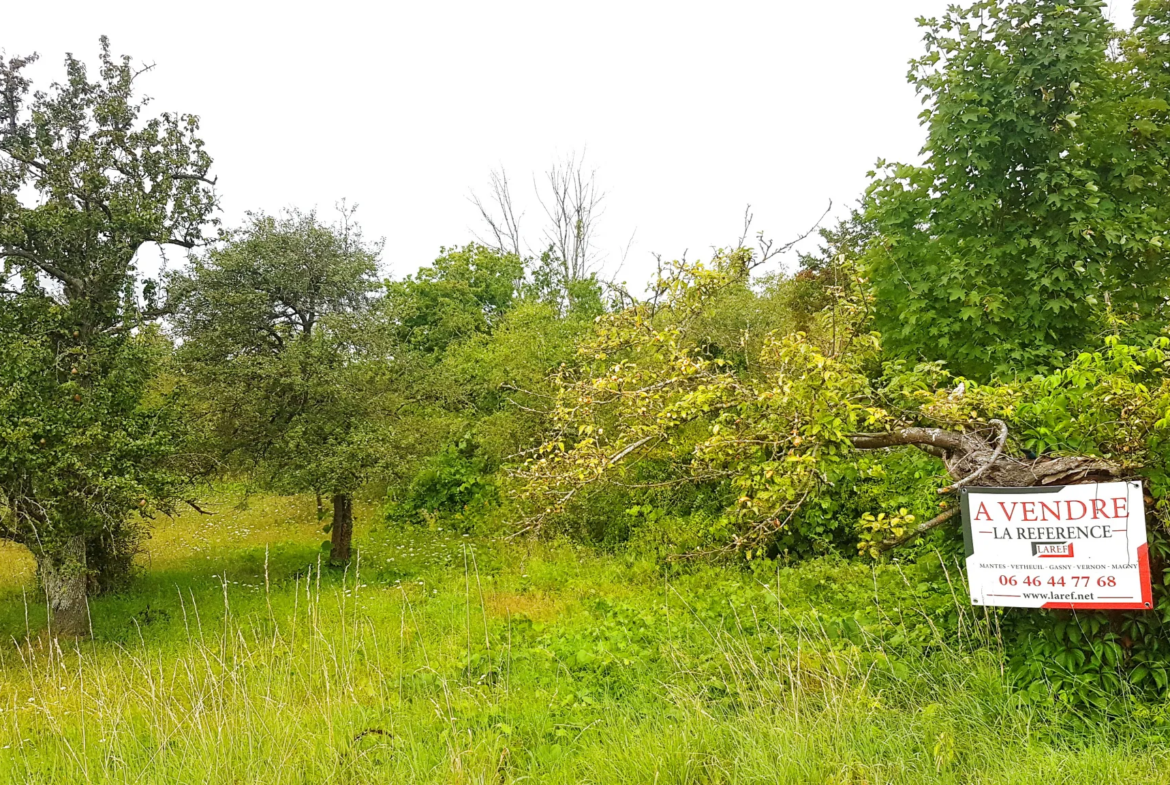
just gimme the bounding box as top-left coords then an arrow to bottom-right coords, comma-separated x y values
483,590 -> 563,623
0,542 -> 33,594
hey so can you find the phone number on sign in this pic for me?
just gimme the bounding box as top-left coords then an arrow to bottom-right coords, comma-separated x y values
996,575 -> 1117,588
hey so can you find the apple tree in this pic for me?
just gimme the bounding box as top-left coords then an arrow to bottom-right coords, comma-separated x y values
0,40 -> 218,636
172,208 -> 389,566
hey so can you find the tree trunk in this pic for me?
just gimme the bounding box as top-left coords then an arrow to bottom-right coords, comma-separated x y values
37,536 -> 91,638
849,424 -> 1123,488
849,421 -> 1128,550
330,493 -> 354,567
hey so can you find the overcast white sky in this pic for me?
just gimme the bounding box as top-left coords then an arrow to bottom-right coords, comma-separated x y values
7,1 -> 1138,288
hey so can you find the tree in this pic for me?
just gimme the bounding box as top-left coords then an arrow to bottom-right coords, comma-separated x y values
470,168 -> 523,259
867,0 -> 1170,379
437,297 -> 601,469
510,233 -> 1170,698
375,243 -> 539,520
0,40 -> 218,636
516,250 -> 1130,555
173,208 -> 386,566
472,152 -> 606,311
383,244 -> 525,356
786,209 -> 875,336
536,151 -> 605,290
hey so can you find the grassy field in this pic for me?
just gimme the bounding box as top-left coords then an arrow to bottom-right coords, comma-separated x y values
3,494 -> 1170,783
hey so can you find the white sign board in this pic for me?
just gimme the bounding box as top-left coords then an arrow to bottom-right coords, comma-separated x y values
962,481 -> 1151,610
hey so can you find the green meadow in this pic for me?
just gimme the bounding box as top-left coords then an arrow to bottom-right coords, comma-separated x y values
3,494 -> 1170,784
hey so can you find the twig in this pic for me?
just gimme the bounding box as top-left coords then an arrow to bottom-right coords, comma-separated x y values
878,507 -> 959,552
183,499 -> 214,516
939,419 -> 1008,494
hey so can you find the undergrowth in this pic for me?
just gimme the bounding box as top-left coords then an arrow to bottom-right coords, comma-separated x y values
2,494 -> 1170,783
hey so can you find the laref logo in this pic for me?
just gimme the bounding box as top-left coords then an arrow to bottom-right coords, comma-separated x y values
1032,541 -> 1074,558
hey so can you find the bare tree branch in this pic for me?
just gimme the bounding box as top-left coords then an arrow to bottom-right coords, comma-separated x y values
739,200 -> 833,271
1,248 -> 85,292
170,172 -> 218,186
852,421 -> 1124,489
536,150 -> 605,287
470,167 -> 523,258
940,419 -> 1007,493
848,427 -> 972,453
183,499 -> 214,516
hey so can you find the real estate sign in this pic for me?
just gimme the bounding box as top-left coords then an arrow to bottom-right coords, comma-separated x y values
961,481 -> 1152,610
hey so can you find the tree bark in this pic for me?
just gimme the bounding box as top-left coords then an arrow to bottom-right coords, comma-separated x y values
37,535 -> 92,638
848,424 -> 1123,488
848,427 -> 972,454
330,493 -> 354,567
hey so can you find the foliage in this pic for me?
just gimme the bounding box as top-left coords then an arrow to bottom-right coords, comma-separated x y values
777,447 -> 945,565
880,337 -> 1170,482
173,208 -> 388,497
506,234 -> 1170,704
875,337 -> 1170,706
867,0 -> 1170,379
516,249 -> 887,554
787,209 -> 876,335
0,304 -> 189,591
384,440 -> 498,530
438,299 -> 599,465
379,254 -> 596,533
0,39 -> 217,625
525,248 -> 607,318
383,243 -> 525,355
9,2 -> 1170,718
172,208 -> 394,565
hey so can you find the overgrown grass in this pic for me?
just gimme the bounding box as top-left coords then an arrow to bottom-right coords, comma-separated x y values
3,494 -> 1170,783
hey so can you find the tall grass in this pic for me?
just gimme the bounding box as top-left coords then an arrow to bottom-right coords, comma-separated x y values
2,496 -> 1169,783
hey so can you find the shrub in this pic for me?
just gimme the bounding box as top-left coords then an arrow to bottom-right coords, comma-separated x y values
385,441 -> 498,532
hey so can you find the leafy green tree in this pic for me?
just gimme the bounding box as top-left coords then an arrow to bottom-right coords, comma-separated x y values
525,248 -> 607,317
173,208 -> 388,566
867,0 -> 1170,379
0,41 -> 218,636
438,299 -> 599,465
383,243 -> 524,355
375,243 -> 603,529
376,244 -> 539,520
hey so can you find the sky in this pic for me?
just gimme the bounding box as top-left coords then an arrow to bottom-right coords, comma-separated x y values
6,0 -> 1138,289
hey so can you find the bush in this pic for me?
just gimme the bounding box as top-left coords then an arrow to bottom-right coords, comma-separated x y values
385,440 -> 498,532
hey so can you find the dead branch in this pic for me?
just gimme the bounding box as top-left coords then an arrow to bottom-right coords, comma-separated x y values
470,167 -> 523,258
940,419 -> 1007,493
183,499 -> 214,516
877,507 -> 958,552
536,150 -> 605,286
849,427 -> 972,454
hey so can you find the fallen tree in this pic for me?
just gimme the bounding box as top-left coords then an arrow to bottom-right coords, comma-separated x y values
515,252 -> 1157,557
849,422 -> 1121,490
848,419 -> 1130,551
